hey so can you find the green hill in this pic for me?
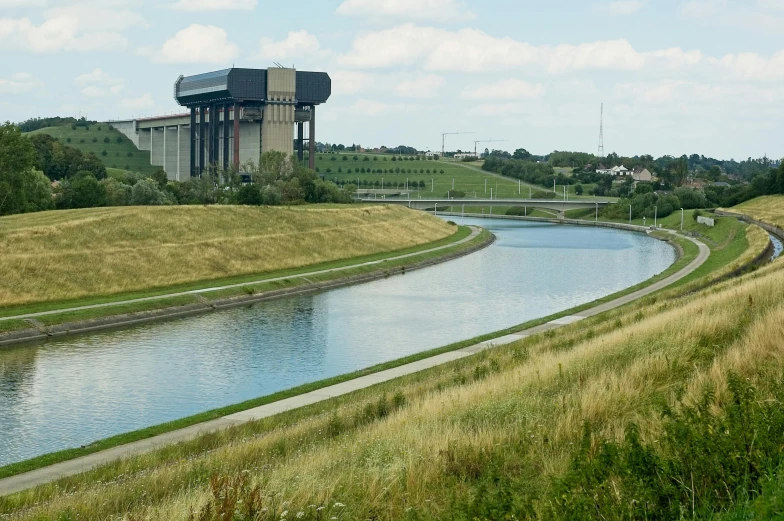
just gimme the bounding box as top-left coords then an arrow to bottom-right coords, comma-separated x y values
27,125 -> 156,175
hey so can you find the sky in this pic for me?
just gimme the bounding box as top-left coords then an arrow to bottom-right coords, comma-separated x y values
1,0 -> 783,160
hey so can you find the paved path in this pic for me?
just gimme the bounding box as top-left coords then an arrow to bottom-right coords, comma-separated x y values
0,227 -> 482,323
0,230 -> 709,497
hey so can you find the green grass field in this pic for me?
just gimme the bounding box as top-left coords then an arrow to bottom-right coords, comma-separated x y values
318,153 -> 552,199
27,125 -> 156,174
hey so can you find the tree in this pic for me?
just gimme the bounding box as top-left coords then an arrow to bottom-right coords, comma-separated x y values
574,184 -> 584,195
236,185 -> 263,206
56,173 -> 107,209
102,178 -> 131,206
513,148 -> 532,161
130,178 -> 170,206
152,169 -> 168,188
0,122 -> 50,215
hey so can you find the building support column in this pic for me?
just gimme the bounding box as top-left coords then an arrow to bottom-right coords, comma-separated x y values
177,125 -> 181,181
308,105 -> 316,170
189,108 -> 196,178
297,122 -> 304,163
162,125 -> 167,174
199,107 -> 206,177
233,103 -> 240,171
223,103 -> 230,172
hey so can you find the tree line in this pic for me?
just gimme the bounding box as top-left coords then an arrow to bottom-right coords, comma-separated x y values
0,122 -> 353,216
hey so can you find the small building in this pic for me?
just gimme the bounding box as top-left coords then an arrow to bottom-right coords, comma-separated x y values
632,168 -> 652,182
612,165 -> 630,176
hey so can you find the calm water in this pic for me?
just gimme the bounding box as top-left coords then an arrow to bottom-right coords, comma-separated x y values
0,218 -> 676,466
770,233 -> 783,261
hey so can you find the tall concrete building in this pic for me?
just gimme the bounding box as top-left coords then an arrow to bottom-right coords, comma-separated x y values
111,67 -> 330,181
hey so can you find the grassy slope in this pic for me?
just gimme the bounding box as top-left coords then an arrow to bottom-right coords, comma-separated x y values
27,125 -> 156,174
723,195 -> 784,229
321,154 -> 541,199
1,209 -> 780,519
0,205 -> 454,308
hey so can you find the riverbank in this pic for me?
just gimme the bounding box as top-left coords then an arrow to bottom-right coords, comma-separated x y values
0,220 -> 702,491
0,224 -> 492,347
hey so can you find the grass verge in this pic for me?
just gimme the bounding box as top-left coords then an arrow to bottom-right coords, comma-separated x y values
0,228 -> 689,481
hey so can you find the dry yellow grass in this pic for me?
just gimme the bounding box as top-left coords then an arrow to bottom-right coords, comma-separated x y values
0,205 -> 455,307
6,236 -> 784,520
723,195 -> 784,229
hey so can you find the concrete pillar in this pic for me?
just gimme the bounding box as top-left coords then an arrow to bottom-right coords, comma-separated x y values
198,107 -> 205,176
189,108 -> 196,178
151,127 -> 165,167
233,104 -> 240,170
223,103 -> 230,171
309,105 -> 316,170
164,127 -> 178,180
178,124 -> 191,181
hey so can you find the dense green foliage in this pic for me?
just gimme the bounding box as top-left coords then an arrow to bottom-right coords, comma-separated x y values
482,156 -> 556,186
0,123 -> 54,215
28,133 -> 107,181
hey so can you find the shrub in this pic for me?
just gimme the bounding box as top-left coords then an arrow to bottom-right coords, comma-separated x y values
575,183 -> 584,195
66,137 -> 72,143
116,136 -> 123,143
79,139 -> 85,143
101,150 -> 107,156
92,137 -> 97,143
532,190 -> 556,199
127,152 -> 133,157
104,137 -> 110,143
97,126 -> 102,131
71,124 -> 76,130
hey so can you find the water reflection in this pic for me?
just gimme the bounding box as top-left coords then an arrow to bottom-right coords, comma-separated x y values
0,219 -> 675,466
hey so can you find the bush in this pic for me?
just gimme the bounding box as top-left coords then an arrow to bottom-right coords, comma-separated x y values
92,137 -> 97,143
104,137 -> 110,143
66,137 -> 71,143
101,150 -> 107,156
116,136 -> 123,144
71,124 -> 76,130
693,209 -> 703,222
532,190 -> 556,199
127,152 -> 133,157
574,183 -> 584,195
445,190 -> 466,198
236,184 -> 263,206
79,139 -> 85,143
97,126 -> 102,131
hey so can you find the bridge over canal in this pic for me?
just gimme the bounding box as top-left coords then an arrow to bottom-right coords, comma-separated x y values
358,198 -> 614,219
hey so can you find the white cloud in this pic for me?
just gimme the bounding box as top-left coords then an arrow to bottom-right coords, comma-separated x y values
395,75 -> 444,98
0,72 -> 44,94
74,68 -> 123,87
462,79 -> 545,100
711,50 -> 784,80
120,93 -> 155,110
348,99 -> 416,116
758,0 -> 784,10
0,0 -> 46,6
258,30 -> 321,60
331,70 -> 375,95
75,68 -> 125,98
338,25 -> 699,74
598,0 -> 646,15
679,0 -> 783,31
152,25 -> 239,64
0,4 -> 145,53
336,0 -> 475,23
170,0 -> 256,10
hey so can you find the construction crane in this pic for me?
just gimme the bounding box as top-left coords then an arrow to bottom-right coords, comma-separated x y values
441,131 -> 474,159
474,139 -> 508,157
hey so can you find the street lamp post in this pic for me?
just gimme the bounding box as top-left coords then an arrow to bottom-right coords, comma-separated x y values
654,205 -> 658,228
629,204 -> 632,224
680,208 -> 684,231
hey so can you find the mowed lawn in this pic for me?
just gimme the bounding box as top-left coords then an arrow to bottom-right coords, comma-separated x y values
0,205 -> 455,307
27,125 -> 156,174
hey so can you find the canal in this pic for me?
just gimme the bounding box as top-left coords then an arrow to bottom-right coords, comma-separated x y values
0,218 -> 676,466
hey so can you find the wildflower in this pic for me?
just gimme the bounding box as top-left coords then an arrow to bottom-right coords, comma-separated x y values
281,510 -> 288,518
296,512 -> 305,519
333,502 -> 345,508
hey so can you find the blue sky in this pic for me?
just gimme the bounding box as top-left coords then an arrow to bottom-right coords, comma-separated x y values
1,0 -> 783,160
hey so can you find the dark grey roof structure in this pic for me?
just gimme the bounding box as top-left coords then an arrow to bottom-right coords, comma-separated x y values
174,68 -> 331,107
